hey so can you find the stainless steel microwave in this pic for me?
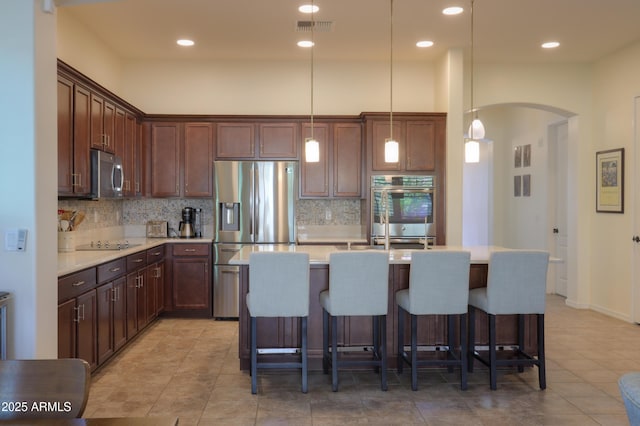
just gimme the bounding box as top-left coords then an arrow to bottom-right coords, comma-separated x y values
89,149 -> 123,199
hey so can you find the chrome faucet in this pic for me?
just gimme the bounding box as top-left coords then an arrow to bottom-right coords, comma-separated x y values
381,190 -> 390,250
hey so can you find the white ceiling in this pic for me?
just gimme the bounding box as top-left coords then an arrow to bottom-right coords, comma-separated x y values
60,0 -> 640,64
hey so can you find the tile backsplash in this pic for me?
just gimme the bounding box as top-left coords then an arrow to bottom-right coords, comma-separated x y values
58,197 -> 363,239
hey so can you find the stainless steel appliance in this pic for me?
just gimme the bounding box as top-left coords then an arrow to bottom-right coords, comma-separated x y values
370,175 -> 436,247
179,207 -> 195,238
146,221 -> 169,238
89,149 -> 123,199
213,161 -> 297,318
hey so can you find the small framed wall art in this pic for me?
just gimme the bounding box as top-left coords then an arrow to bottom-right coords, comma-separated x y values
596,148 -> 624,213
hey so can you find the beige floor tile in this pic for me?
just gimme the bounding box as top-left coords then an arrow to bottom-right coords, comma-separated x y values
84,295 -> 634,425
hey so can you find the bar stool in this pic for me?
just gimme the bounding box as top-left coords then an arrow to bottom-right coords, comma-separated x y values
468,250 -> 550,390
320,251 -> 389,392
247,252 -> 310,394
396,250 -> 471,391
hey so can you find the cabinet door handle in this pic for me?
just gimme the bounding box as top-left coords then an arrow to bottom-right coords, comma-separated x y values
184,249 -> 196,252
133,259 -> 143,263
111,287 -> 118,302
109,267 -> 121,273
151,251 -> 162,256
72,280 -> 86,287
75,304 -> 85,321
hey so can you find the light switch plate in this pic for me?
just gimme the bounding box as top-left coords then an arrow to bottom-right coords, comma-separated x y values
5,229 -> 27,252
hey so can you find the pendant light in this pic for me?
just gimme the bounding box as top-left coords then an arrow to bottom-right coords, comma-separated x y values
465,0 -> 484,163
385,0 -> 399,163
304,0 -> 320,163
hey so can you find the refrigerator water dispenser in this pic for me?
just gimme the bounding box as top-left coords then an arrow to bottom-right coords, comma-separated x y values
220,202 -> 240,231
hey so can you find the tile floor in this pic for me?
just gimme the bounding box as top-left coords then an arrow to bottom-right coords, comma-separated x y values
84,295 -> 636,425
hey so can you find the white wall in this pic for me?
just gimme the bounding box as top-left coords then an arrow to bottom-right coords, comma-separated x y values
1,0 -> 58,358
589,41 -> 640,321
56,8 -> 123,95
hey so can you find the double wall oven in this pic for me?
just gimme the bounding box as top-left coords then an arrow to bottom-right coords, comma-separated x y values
370,175 -> 436,248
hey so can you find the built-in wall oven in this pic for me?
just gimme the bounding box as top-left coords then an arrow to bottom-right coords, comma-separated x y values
370,175 -> 436,247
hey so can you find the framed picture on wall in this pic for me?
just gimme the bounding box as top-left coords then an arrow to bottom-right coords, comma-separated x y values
523,174 -> 531,196
514,175 -> 521,197
523,144 -> 531,167
596,148 -> 624,213
514,146 -> 522,168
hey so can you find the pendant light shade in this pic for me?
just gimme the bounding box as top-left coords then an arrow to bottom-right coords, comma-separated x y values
465,140 -> 480,163
385,139 -> 399,163
385,0 -> 398,163
468,118 -> 485,140
305,138 -> 320,162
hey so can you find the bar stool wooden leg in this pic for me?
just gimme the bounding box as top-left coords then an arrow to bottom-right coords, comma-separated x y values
489,314 -> 497,391
460,313 -> 468,390
250,316 -> 258,395
538,314 -> 546,389
410,314 -> 418,391
468,306 -> 476,373
322,309 -> 329,374
380,315 -> 388,391
301,317 -> 308,393
397,307 -> 405,374
517,314 -> 525,373
447,315 -> 455,373
331,315 -> 339,392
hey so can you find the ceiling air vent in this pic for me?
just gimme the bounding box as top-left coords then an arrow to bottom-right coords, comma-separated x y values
296,20 -> 334,32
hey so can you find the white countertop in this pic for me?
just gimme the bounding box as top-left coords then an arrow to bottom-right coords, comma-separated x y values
228,245 -> 516,265
58,238 -> 212,276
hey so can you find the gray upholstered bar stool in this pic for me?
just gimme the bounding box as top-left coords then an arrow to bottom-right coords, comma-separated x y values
468,250 -> 550,390
247,252 -> 310,394
396,250 -> 471,391
320,251 -> 389,392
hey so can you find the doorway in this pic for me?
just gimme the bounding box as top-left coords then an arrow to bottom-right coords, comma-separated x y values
549,120 -> 568,296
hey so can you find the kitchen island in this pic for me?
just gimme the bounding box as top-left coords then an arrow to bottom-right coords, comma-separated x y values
230,245 -> 542,370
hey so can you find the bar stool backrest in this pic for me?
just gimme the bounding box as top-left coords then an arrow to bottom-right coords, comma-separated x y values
328,251 -> 389,316
248,252 -> 310,317
408,250 -> 471,315
486,250 -> 550,315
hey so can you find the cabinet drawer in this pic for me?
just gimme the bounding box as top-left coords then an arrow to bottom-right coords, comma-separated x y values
146,245 -> 166,263
97,258 -> 126,284
127,251 -> 147,271
59,268 -> 97,302
172,243 -> 210,257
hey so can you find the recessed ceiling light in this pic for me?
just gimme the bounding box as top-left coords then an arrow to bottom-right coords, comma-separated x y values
299,4 -> 319,14
442,6 -> 464,15
416,40 -> 434,48
297,40 -> 315,48
541,41 -> 560,49
177,39 -> 194,47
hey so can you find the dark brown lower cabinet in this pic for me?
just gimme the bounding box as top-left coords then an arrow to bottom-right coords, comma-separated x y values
97,276 -> 127,365
165,243 -> 212,317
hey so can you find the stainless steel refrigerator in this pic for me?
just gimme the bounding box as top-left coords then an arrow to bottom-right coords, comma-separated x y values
213,160 -> 297,318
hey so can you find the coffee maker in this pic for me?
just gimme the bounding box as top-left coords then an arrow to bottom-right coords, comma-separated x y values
179,207 -> 195,238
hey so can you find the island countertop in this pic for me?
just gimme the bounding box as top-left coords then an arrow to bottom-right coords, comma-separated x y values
228,244 -> 518,265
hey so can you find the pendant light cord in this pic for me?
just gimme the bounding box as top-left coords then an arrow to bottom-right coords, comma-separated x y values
470,0 -> 476,122
389,0 -> 394,140
310,0 -> 315,140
